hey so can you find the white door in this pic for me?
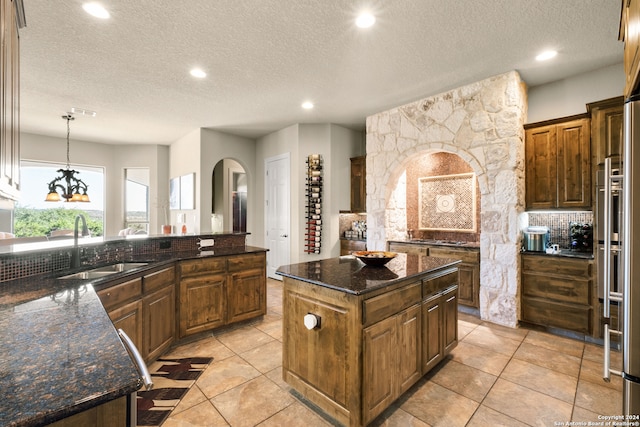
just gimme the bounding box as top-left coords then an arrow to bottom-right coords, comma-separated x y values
265,154 -> 291,279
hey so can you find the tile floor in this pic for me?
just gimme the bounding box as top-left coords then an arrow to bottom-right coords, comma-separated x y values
158,279 -> 623,427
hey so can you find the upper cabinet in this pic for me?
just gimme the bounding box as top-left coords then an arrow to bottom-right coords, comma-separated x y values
0,0 -> 25,201
350,156 -> 366,212
621,0 -> 640,97
525,116 -> 591,210
588,97 -> 624,166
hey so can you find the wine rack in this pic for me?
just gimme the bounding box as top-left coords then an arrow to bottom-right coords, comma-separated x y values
305,154 -> 322,254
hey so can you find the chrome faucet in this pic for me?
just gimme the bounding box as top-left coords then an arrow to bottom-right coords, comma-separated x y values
71,214 -> 90,268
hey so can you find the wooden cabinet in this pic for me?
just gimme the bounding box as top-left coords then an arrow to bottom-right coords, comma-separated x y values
525,116 -> 591,210
363,303 -> 421,425
0,0 -> 23,200
621,0 -> 640,97
422,271 -> 459,373
47,396 -> 128,427
340,238 -> 366,255
428,246 -> 479,308
283,263 -> 458,427
588,97 -> 624,166
388,241 -> 478,308
350,156 -> 366,212
178,252 -> 266,338
521,255 -> 593,334
97,266 -> 176,363
142,269 -> 175,361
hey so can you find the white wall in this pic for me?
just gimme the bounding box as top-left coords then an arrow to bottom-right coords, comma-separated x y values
255,123 -> 362,264
199,128 -> 257,243
527,63 -> 624,123
20,132 -> 168,236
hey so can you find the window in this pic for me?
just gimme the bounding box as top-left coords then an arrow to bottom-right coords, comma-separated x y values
14,161 -> 105,237
125,168 -> 149,233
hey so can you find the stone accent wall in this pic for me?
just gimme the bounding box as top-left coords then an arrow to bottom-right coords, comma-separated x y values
365,71 -> 527,327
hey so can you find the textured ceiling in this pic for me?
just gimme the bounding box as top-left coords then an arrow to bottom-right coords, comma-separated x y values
19,0 -> 623,145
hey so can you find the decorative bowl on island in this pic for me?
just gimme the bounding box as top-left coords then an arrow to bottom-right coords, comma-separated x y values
352,251 -> 397,267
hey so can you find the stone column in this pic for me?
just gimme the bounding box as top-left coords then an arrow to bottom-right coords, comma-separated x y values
365,71 -> 527,327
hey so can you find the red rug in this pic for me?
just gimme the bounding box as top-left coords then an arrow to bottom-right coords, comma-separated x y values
136,357 -> 213,426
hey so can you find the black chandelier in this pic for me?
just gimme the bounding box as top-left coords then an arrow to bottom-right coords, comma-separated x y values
44,114 -> 90,202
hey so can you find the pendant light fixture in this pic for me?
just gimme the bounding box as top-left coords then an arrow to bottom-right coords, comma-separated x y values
44,114 -> 90,202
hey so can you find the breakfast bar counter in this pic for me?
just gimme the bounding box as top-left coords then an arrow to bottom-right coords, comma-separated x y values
276,253 -> 460,427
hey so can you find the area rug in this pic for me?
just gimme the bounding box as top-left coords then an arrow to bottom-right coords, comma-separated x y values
136,357 -> 213,426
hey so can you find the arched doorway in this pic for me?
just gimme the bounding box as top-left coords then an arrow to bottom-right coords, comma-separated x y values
212,158 -> 247,233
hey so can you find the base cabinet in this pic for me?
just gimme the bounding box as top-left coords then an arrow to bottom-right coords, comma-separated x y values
283,266 -> 458,427
98,266 -> 176,364
178,252 -> 266,338
521,255 -> 593,334
46,396 -> 128,427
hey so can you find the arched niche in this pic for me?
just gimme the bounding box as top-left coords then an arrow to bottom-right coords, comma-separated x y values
211,158 -> 247,233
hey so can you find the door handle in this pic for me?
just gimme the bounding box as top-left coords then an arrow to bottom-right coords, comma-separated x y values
280,234 -> 288,238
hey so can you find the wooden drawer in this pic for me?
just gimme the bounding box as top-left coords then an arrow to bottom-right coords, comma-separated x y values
180,257 -> 226,277
143,267 -> 176,293
227,253 -> 266,273
522,296 -> 591,334
423,270 -> 458,297
522,255 -> 592,278
363,282 -> 421,327
341,239 -> 366,255
97,277 -> 142,310
522,273 -> 591,305
428,247 -> 479,264
388,242 -> 427,255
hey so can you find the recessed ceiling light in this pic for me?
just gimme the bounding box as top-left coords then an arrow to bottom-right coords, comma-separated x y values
536,50 -> 557,61
356,12 -> 376,28
82,2 -> 110,19
190,68 -> 207,78
302,101 -> 314,110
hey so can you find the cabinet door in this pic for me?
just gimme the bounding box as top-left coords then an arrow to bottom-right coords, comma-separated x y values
227,268 -> 266,324
457,264 -> 479,308
143,284 -> 175,361
442,286 -> 458,354
396,304 -> 421,395
525,125 -> 558,209
592,102 -> 624,165
107,299 -> 143,354
363,315 -> 396,425
179,273 -> 225,338
422,294 -> 442,372
557,118 -> 591,208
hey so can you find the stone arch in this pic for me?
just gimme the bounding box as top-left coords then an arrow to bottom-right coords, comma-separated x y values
365,71 -> 527,327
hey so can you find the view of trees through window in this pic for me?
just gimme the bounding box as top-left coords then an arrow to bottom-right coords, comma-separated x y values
125,168 -> 150,233
15,161 -> 105,237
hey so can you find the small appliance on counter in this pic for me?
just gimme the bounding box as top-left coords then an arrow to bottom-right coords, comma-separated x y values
522,226 -> 550,252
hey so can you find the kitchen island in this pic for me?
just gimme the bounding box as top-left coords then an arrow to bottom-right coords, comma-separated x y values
276,253 -> 460,427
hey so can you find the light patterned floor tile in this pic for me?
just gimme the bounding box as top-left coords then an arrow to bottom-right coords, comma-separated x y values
483,378 -> 573,426
523,330 -> 585,358
574,379 -> 623,415
215,324 -> 275,354
514,342 -> 582,377
239,339 -> 282,373
196,355 -> 261,399
449,341 -> 511,376
211,375 -> 295,427
163,400 -> 229,427
460,327 -> 522,357
429,359 -> 497,402
400,380 -> 478,427
256,401 -> 332,427
466,405 -> 529,427
500,358 -> 578,403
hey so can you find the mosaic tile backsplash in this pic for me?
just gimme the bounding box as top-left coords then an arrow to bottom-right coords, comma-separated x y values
527,212 -> 594,251
0,234 -> 246,283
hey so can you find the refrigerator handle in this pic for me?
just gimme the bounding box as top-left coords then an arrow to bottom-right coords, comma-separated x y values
604,158 -> 612,318
603,324 -> 623,382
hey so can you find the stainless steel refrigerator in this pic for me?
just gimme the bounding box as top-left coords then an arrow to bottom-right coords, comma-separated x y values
603,95 -> 640,415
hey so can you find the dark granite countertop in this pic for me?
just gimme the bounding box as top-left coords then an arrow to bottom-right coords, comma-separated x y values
0,245 -> 267,427
520,249 -> 594,260
275,253 -> 460,295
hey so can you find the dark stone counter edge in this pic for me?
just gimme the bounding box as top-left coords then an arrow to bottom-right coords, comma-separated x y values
1,245 -> 268,427
520,249 -> 593,260
276,258 -> 461,296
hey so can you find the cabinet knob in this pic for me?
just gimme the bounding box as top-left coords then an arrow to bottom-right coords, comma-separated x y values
281,234 -> 288,238
304,313 -> 320,330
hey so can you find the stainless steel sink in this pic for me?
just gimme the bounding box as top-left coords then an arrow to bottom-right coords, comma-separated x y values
58,262 -> 149,280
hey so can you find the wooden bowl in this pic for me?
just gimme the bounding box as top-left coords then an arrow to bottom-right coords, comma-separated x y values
352,251 -> 397,267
